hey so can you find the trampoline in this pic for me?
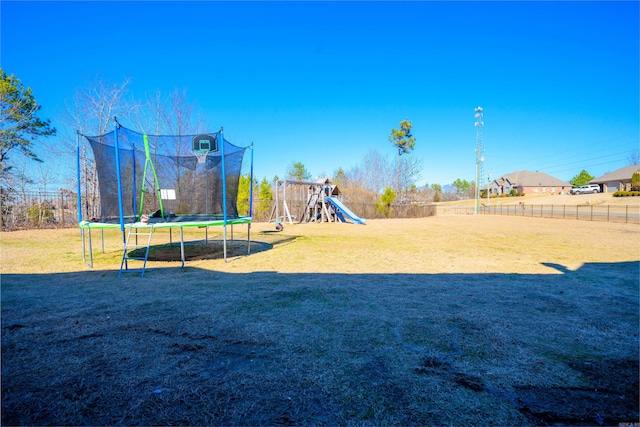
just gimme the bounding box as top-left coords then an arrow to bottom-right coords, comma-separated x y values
77,120 -> 254,276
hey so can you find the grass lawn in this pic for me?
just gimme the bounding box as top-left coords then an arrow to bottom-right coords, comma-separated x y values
2,216 -> 639,426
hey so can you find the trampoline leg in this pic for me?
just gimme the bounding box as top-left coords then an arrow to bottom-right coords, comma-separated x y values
247,223 -> 251,255
80,228 -> 93,268
81,228 -> 85,263
88,228 -> 94,268
180,227 -> 185,268
223,225 -> 227,262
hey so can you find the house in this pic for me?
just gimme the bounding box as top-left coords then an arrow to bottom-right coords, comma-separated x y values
487,170 -> 572,196
590,165 -> 640,193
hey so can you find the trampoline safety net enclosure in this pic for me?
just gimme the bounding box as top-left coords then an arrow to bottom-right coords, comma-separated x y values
83,125 -> 248,224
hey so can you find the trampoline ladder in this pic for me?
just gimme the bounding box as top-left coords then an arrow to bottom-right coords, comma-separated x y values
119,227 -> 154,278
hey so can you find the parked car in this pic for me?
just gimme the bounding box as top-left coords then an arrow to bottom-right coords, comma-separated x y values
570,184 -> 600,194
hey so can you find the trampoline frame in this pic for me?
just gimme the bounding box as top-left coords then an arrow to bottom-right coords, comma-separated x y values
77,119 -> 254,271
79,217 -> 252,269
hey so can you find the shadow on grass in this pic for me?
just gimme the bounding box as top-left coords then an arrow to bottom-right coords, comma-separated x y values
127,233 -> 298,262
2,261 -> 638,426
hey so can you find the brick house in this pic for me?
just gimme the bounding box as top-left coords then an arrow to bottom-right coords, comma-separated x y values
487,170 -> 572,196
589,165 -> 640,193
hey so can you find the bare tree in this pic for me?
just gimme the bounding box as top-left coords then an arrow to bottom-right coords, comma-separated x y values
349,148 -> 391,194
63,75 -> 138,219
35,161 -> 60,194
135,89 -> 208,213
137,89 -> 205,138
66,75 -> 138,138
9,154 -> 31,198
397,153 -> 422,201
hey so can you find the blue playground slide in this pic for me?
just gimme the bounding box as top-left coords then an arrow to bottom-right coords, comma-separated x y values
325,197 -> 366,225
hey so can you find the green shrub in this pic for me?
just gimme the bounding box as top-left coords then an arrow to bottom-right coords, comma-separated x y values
28,203 -> 55,224
613,191 -> 640,197
377,187 -> 396,218
631,171 -> 640,191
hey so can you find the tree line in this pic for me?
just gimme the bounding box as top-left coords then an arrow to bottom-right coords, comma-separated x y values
6,69 -> 629,223
0,70 -> 480,219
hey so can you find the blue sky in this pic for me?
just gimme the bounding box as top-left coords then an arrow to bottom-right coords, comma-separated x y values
2,1 -> 638,189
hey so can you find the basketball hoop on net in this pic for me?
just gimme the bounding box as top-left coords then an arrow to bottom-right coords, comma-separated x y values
195,150 -> 209,165
192,133 -> 218,166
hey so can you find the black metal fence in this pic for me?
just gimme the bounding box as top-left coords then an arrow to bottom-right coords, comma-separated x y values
1,189 -> 79,230
438,203 -> 640,224
3,189 -> 636,230
272,199 -> 437,223
345,202 -> 437,220
1,189 -> 438,230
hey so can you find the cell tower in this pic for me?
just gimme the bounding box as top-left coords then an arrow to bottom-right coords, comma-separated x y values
474,106 -> 484,214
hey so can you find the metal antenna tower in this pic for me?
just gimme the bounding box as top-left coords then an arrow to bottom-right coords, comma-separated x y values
474,106 -> 484,214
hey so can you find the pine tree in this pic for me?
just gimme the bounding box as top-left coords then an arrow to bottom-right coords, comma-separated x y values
388,118 -> 416,195
0,69 -> 56,181
570,170 -> 595,187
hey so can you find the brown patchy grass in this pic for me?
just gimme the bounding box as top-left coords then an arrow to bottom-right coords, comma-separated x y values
1,216 -> 639,426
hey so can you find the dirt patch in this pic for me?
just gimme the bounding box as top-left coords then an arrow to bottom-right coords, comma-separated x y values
410,354 -> 640,425
515,359 -> 639,426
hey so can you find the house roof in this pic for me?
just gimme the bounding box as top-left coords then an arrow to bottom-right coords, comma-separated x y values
590,165 -> 640,183
501,170 -> 572,187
